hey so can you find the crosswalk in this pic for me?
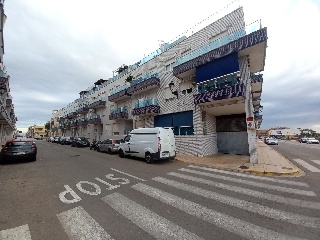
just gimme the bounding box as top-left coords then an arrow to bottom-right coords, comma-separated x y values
1,165 -> 319,240
292,159 -> 320,173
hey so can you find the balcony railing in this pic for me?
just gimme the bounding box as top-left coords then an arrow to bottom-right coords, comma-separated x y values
88,97 -> 106,109
108,74 -> 160,102
88,115 -> 101,124
79,118 -> 89,126
77,105 -> 89,114
175,20 -> 261,66
132,98 -> 160,116
194,83 -> 244,105
197,72 -> 239,94
109,107 -> 129,120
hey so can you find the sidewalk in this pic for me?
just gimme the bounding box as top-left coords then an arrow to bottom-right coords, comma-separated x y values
175,141 -> 302,176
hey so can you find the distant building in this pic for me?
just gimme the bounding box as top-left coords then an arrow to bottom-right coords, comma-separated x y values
27,125 -> 46,138
269,128 -> 300,139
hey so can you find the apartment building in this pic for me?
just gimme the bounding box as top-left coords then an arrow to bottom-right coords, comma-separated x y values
0,0 -> 17,143
51,5 -> 267,163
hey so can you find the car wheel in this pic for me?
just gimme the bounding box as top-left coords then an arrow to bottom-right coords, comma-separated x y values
119,149 -> 124,158
97,147 -> 100,152
108,148 -> 112,154
145,153 -> 153,164
30,156 -> 36,162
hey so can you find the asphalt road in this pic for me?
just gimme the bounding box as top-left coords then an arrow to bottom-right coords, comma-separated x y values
0,140 -> 319,240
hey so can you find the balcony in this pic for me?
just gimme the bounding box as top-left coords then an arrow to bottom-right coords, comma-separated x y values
70,120 -> 79,127
173,27 -> 267,79
132,98 -> 160,116
79,118 -> 89,126
77,105 -> 89,114
108,73 -> 160,102
194,82 -> 245,104
109,107 -> 129,120
88,97 -> 106,109
88,114 -> 101,124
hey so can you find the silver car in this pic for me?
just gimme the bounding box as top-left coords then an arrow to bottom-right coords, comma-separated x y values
97,139 -> 121,154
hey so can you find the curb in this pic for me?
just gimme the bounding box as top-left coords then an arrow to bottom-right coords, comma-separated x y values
174,158 -> 302,176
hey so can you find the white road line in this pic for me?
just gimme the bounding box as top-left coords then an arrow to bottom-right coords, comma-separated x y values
110,168 -> 147,181
102,193 -> 203,240
178,168 -> 316,196
132,183 -> 304,240
188,165 -> 308,187
312,160 -> 320,166
167,172 -> 320,210
153,177 -> 320,228
0,225 -> 32,240
57,206 -> 113,240
292,159 -> 320,172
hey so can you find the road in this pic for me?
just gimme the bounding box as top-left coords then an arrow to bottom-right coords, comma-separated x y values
0,140 -> 319,240
269,140 -> 320,195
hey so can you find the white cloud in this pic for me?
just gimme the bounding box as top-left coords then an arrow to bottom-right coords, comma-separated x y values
3,0 -> 320,132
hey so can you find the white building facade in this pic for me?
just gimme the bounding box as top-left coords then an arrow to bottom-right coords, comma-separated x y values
51,6 -> 267,162
0,0 -> 17,143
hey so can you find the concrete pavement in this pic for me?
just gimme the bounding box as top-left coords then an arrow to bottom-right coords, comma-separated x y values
175,140 -> 302,176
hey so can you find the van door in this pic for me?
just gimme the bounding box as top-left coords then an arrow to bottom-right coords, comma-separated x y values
122,135 -> 131,155
163,128 -> 176,158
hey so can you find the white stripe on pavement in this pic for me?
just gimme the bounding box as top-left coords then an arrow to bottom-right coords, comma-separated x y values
292,159 -> 320,172
167,172 -> 320,210
0,225 -> 32,240
312,160 -> 320,166
153,177 -> 320,228
188,165 -> 308,187
178,168 -> 316,196
132,183 -> 304,240
102,193 -> 203,240
57,206 -> 113,240
110,168 -> 147,181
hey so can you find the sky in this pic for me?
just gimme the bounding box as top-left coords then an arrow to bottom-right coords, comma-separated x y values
3,0 -> 320,133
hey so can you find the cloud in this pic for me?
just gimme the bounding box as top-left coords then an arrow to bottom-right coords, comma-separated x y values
3,0 -> 320,133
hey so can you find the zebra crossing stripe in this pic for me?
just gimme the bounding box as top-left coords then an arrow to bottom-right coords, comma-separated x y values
110,168 -> 147,181
102,193 -> 203,240
57,206 -> 113,240
178,168 -> 316,196
132,183 -> 304,240
188,165 -> 308,187
153,177 -> 320,228
292,159 -> 320,172
167,172 -> 320,210
311,160 -> 320,166
0,225 -> 32,240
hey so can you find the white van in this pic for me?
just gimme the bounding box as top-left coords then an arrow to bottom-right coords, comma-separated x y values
118,127 -> 176,163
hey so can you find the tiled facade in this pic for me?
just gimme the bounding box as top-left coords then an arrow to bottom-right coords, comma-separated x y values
0,1 -> 17,143
51,6 -> 267,162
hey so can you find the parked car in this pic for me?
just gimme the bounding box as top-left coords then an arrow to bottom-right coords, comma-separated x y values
118,127 -> 176,163
47,136 -> 54,142
266,138 -> 278,145
71,137 -> 90,148
60,136 -> 74,145
299,138 -> 308,143
52,136 -> 61,143
306,138 -> 319,144
97,139 -> 121,154
1,139 -> 37,162
264,137 -> 270,144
